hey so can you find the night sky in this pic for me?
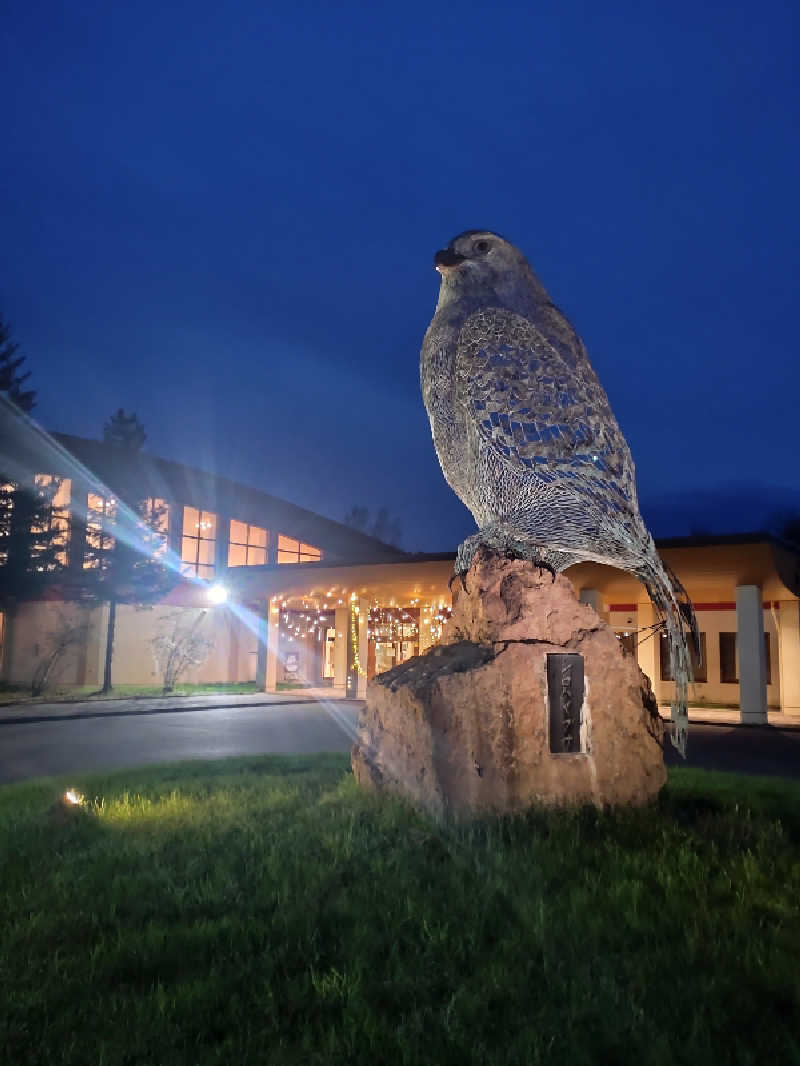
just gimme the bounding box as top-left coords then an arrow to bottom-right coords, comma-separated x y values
3,1 -> 798,551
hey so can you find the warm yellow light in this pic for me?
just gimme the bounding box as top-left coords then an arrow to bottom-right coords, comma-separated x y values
64,789 -> 83,806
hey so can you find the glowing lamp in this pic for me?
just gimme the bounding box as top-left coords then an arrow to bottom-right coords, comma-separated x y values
207,584 -> 228,605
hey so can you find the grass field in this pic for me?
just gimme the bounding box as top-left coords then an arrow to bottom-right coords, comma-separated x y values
0,681 -> 261,705
1,756 -> 798,1065
0,680 -> 314,705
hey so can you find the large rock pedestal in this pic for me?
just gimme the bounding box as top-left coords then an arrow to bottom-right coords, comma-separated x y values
351,548 -> 665,819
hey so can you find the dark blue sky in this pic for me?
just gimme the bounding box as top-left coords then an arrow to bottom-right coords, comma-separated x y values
3,1 -> 798,550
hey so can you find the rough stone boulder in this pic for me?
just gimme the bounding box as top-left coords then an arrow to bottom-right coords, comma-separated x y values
351,548 -> 665,819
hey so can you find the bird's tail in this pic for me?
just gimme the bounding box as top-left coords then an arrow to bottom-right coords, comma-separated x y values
637,544 -> 699,758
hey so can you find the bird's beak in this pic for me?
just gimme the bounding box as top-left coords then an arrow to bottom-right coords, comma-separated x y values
434,248 -> 466,274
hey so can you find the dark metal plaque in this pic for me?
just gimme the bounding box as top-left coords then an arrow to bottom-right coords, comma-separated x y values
547,653 -> 584,753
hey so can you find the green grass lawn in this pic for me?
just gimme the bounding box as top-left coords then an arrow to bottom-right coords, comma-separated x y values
1,757 -> 798,1065
0,681 -> 260,705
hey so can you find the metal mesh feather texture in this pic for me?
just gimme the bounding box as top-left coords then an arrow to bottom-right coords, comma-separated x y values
423,305 -> 696,755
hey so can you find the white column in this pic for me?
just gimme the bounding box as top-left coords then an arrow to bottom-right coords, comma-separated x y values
334,607 -> 348,691
357,598 -> 369,698
255,604 -> 268,689
255,599 -> 280,693
777,600 -> 800,714
736,585 -> 767,724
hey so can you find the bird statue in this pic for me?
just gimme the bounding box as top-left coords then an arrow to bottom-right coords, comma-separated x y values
420,229 -> 698,755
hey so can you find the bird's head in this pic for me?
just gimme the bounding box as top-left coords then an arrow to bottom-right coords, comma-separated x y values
433,230 -> 546,309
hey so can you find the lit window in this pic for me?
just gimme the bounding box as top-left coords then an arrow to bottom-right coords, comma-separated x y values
277,534 -> 322,565
85,491 -> 117,569
181,506 -> 217,579
228,520 -> 268,567
142,498 -> 169,556
33,475 -> 71,568
0,482 -> 14,566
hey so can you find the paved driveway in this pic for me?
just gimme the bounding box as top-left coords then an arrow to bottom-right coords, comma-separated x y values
1,700 -> 798,786
0,701 -> 360,785
663,723 -> 800,779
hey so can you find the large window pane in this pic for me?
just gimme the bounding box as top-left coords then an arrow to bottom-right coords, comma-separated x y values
197,539 -> 215,565
719,632 -> 737,683
230,519 -> 247,544
277,533 -> 322,565
228,520 -> 269,567
660,631 -> 707,683
691,633 -> 707,684
84,489 -> 117,570
142,498 -> 168,556
658,633 -> 673,682
34,475 -> 72,568
228,543 -> 247,567
181,506 -> 217,578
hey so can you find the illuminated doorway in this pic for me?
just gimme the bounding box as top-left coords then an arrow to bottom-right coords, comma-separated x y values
368,607 -> 420,679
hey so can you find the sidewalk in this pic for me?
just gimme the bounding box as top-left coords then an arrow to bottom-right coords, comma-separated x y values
659,706 -> 800,731
2,691 -> 798,731
0,688 -> 356,726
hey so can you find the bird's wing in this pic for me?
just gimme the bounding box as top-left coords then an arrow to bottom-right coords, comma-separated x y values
455,307 -> 637,508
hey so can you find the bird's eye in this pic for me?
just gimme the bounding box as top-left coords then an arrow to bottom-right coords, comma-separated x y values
473,240 -> 490,254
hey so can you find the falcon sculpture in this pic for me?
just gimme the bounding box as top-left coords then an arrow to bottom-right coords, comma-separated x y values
420,229 -> 698,754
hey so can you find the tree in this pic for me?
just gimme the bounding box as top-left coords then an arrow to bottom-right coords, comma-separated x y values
30,609 -> 92,696
343,505 -> 402,548
103,408 -> 146,450
1,475 -> 69,599
0,314 -> 36,412
85,411 -> 177,693
0,317 -> 66,603
766,510 -> 800,551
151,609 -> 214,694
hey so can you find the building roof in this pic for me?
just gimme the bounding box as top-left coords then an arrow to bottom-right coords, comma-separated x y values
49,433 -> 407,564
0,403 -> 404,564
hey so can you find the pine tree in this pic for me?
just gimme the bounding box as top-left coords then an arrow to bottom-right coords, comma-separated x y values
343,504 -> 402,547
0,314 -> 36,413
85,411 -> 176,692
0,316 -> 65,604
103,409 -> 146,450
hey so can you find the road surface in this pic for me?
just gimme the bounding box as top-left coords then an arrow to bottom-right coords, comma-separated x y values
663,723 -> 800,779
0,701 -> 797,785
0,701 -> 359,785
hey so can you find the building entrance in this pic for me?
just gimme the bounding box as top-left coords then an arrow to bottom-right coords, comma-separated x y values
367,606 -> 420,679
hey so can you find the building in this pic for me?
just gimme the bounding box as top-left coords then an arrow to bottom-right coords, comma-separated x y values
1,423 -> 798,723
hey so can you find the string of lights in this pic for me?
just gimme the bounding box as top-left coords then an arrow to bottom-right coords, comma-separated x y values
275,594 -> 453,679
